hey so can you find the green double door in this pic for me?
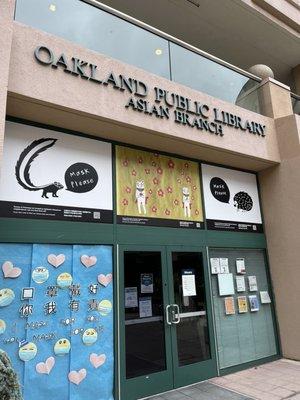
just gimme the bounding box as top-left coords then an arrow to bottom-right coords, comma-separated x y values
119,245 -> 217,400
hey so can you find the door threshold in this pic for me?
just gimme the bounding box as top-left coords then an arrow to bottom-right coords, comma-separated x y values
139,378 -> 210,399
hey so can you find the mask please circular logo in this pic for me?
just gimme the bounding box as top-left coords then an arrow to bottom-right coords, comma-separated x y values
64,162 -> 98,193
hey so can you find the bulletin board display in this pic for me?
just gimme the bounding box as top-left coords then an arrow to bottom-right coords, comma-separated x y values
0,243 -> 114,400
210,248 -> 277,369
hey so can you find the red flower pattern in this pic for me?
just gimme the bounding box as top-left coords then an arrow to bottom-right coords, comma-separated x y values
157,167 -> 163,175
125,187 -> 131,193
168,160 -> 175,169
184,162 -> 189,168
138,157 -> 143,164
149,189 -> 153,195
195,209 -> 199,215
151,161 -> 157,167
131,170 -> 137,176
145,168 -> 150,174
165,209 -> 171,216
153,177 -> 159,185
152,206 -> 157,213
186,176 -> 191,183
167,186 -> 173,193
157,189 -> 164,197
174,199 -> 179,206
122,199 -> 128,206
123,159 -> 129,167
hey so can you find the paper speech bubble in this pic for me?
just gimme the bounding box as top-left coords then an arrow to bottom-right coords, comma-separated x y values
65,162 -> 98,193
210,177 -> 230,203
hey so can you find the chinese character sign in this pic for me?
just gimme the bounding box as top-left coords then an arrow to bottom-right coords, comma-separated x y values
0,243 -> 114,400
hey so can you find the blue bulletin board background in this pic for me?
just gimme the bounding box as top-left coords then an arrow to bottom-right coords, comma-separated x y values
0,243 -> 114,400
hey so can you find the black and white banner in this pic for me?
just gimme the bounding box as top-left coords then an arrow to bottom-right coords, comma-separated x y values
202,164 -> 263,232
0,121 -> 113,223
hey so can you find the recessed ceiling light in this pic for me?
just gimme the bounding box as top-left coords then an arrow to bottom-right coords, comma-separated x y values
155,49 -> 163,56
49,4 -> 56,12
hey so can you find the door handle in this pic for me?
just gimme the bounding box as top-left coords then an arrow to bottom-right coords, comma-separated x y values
172,304 -> 181,324
165,305 -> 172,325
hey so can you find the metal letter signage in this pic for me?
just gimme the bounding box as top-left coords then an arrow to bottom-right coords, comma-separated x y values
33,46 -> 266,138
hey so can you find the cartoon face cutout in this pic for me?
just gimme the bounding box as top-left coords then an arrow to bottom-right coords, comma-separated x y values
0,288 -> 15,307
32,267 -> 49,284
0,319 -> 6,334
54,338 -> 71,356
136,180 -> 145,191
19,342 -> 37,361
98,299 -> 112,316
182,187 -> 190,196
82,328 -> 98,346
56,272 -> 73,289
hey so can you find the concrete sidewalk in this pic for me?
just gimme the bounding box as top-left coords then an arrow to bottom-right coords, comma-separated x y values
211,359 -> 300,400
147,359 -> 300,400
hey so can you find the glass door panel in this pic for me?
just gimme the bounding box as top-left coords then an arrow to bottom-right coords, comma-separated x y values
171,252 -> 211,366
124,251 -> 167,378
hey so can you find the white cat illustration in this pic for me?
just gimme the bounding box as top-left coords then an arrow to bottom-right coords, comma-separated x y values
135,180 -> 147,215
182,187 -> 191,218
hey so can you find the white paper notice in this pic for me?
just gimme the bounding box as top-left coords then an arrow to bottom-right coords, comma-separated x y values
218,273 -> 235,296
125,287 -> 138,308
260,291 -> 271,304
248,276 -> 258,291
236,276 -> 246,292
219,258 -> 229,274
139,297 -> 152,318
210,258 -> 220,274
182,274 -> 197,297
236,258 -> 246,274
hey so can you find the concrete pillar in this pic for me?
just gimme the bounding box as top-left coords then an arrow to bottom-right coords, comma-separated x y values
258,77 -> 293,118
0,0 -> 15,169
258,75 -> 300,359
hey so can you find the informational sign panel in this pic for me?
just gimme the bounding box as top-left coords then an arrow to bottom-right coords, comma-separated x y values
116,146 -> 204,228
0,121 -> 113,223
0,243 -> 114,400
202,164 -> 263,232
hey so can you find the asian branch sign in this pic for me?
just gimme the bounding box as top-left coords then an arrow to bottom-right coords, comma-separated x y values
34,46 -> 266,138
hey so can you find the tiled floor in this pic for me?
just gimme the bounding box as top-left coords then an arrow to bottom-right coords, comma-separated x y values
211,359 -> 300,400
146,359 -> 300,400
146,381 -> 253,399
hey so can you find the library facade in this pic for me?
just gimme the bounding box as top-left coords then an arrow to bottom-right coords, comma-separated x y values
0,1 -> 299,400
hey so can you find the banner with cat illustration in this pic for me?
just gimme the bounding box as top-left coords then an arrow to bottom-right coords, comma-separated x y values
0,121 -> 112,223
201,163 -> 263,232
116,145 -> 204,228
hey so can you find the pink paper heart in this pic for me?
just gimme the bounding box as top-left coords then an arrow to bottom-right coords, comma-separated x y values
68,369 -> 87,385
2,261 -> 22,279
81,255 -> 97,268
36,357 -> 55,375
90,353 -> 106,369
98,273 -> 112,287
47,254 -> 65,268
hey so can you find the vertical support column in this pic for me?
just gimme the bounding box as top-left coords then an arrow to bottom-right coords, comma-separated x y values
258,78 -> 300,359
0,0 -> 15,170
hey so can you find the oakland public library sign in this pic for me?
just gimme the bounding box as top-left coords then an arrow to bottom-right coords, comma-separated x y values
34,46 -> 266,138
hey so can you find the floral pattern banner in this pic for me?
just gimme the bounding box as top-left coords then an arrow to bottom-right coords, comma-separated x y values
116,146 -> 204,229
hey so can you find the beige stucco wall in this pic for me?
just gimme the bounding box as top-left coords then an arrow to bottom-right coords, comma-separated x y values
6,22 -> 280,171
259,114 -> 300,360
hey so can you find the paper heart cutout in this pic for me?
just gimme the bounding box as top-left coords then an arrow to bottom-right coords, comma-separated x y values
2,261 -> 22,279
81,255 -> 97,268
98,273 -> 112,287
47,254 -> 65,268
68,369 -> 87,385
36,357 -> 55,375
90,353 -> 106,369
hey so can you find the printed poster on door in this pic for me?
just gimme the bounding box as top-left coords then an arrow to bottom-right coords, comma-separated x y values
115,146 -> 204,228
0,121 -> 113,223
201,164 -> 263,232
